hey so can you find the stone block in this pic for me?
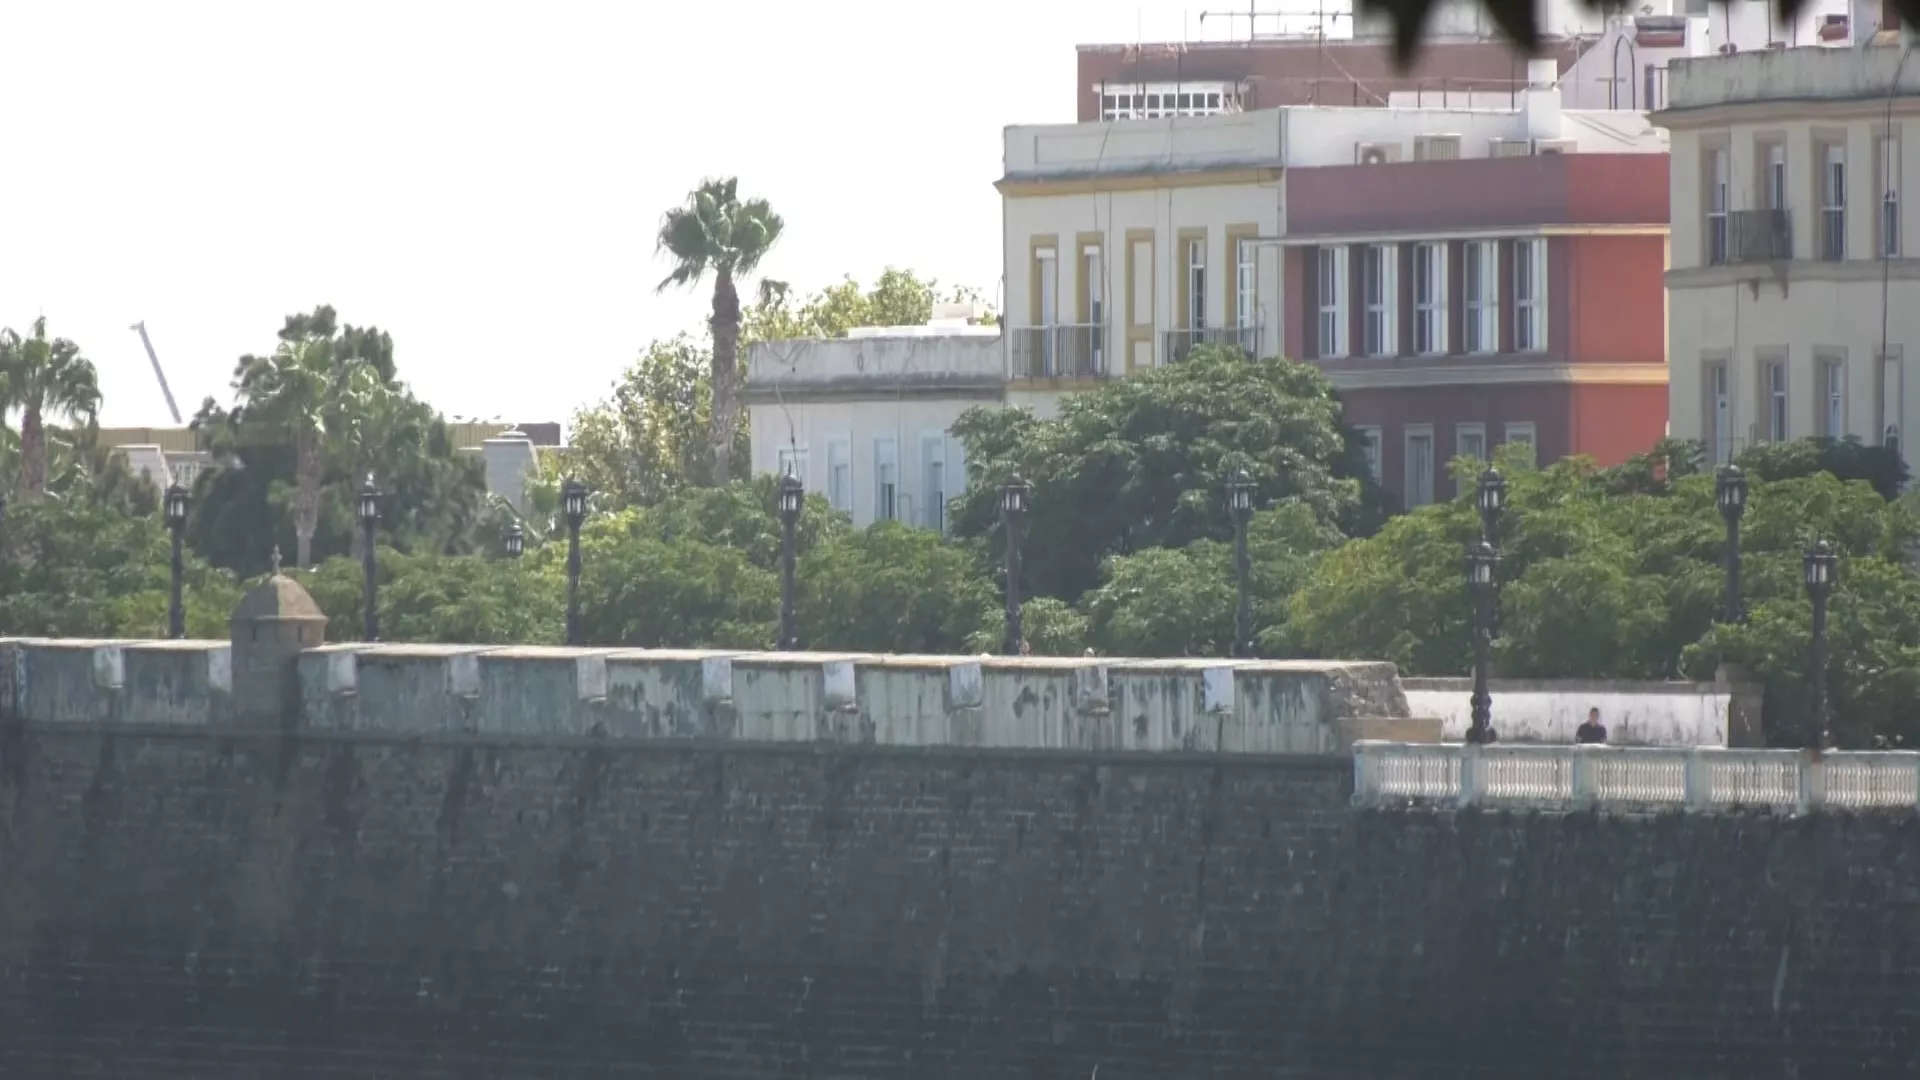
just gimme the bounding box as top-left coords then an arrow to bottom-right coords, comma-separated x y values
1106,659 -> 1243,752
17,639 -> 131,724
603,649 -> 741,739
349,644 -> 498,734
1229,660 -> 1409,754
122,640 -> 232,727
297,644 -> 370,731
731,652 -> 876,743
475,646 -> 616,737
975,656 -> 1114,749
855,655 -> 988,746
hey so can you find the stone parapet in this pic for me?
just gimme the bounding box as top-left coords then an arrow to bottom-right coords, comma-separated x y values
0,638 -> 1416,756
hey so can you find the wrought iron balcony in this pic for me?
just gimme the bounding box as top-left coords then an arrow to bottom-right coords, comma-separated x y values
1720,209 -> 1792,265
1009,324 -> 1112,379
1164,324 -> 1261,363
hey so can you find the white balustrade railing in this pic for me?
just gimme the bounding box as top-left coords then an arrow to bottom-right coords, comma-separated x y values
1353,742 -> 1920,814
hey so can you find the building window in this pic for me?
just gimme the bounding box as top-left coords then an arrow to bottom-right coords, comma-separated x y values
1236,240 -> 1257,333
1412,242 -> 1448,355
1882,135 -> 1901,259
1764,143 -> 1786,211
826,438 -> 851,513
1707,147 -> 1730,266
1034,245 -> 1059,374
1085,245 -> 1106,373
1359,426 -> 1383,482
1362,244 -> 1397,357
1822,359 -> 1847,438
1099,82 -> 1241,120
921,434 -> 947,532
1318,246 -> 1348,358
1514,238 -> 1547,352
1503,421 -> 1537,466
1463,240 -> 1498,354
1404,426 -> 1435,508
1764,360 -> 1789,442
1822,144 -> 1847,262
874,437 -> 898,521
776,445 -> 809,485
1455,422 -> 1488,465
1705,362 -> 1731,464
1186,238 -> 1207,333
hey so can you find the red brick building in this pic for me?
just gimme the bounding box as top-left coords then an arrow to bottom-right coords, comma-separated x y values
1279,153 -> 1670,506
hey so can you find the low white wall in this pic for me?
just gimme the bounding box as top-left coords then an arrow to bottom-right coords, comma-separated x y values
1401,679 -> 1729,746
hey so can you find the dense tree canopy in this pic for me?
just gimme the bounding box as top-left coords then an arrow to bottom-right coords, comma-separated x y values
950,345 -> 1385,601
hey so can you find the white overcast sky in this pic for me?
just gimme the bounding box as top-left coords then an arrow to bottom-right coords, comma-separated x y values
1,0 -> 1323,428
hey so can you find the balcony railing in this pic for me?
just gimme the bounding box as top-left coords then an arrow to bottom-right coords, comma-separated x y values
1009,324 -> 1112,379
1720,208 -> 1792,265
1353,741 -> 1920,814
1165,324 -> 1261,363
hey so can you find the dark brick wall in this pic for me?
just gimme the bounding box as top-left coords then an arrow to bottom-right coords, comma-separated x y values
3,723 -> 1920,1078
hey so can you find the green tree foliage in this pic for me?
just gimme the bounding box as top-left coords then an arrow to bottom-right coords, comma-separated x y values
796,521 -> 995,652
950,346 -> 1381,601
566,334 -> 746,506
0,317 -> 103,501
0,498 -> 239,638
188,306 -> 490,577
291,549 -> 563,645
655,177 -> 784,486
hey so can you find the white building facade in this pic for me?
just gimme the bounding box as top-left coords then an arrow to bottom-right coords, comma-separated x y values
744,320 -> 999,531
1660,44 -> 1920,464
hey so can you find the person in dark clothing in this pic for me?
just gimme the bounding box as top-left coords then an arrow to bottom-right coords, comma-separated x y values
1575,707 -> 1609,745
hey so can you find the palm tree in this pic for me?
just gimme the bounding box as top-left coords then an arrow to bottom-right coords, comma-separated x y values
655,177 -> 783,485
0,318 -> 103,502
234,336 -> 381,567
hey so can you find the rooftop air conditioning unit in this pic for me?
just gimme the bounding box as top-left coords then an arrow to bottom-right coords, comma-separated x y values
1414,134 -> 1463,161
1489,137 -> 1533,159
1355,141 -> 1402,165
1534,138 -> 1577,155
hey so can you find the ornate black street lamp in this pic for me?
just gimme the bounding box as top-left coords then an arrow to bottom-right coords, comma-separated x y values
1227,468 -> 1254,658
1465,540 -> 1500,745
1804,539 -> 1837,749
1475,466 -> 1507,548
357,474 -> 381,642
505,520 -> 524,559
165,482 -> 189,639
1000,473 -> 1031,656
562,478 -> 588,646
777,470 -> 803,650
1716,464 -> 1748,624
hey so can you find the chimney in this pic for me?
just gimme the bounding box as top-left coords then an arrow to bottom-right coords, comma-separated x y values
1523,59 -> 1562,141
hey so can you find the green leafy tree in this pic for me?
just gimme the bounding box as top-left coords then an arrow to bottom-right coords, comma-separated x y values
655,177 -> 784,486
950,346 -> 1381,601
0,498 -> 240,638
290,549 -> 563,645
795,521 -> 996,652
0,318 -> 103,502
572,517 -> 779,648
566,334 -> 747,507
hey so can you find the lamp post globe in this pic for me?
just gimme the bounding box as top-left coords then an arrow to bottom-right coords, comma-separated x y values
1475,467 -> 1506,544
505,521 -> 524,559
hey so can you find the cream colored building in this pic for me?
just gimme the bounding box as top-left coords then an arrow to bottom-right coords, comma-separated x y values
1660,42 -> 1920,464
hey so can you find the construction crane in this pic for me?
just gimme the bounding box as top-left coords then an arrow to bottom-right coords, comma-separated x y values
129,321 -> 184,425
